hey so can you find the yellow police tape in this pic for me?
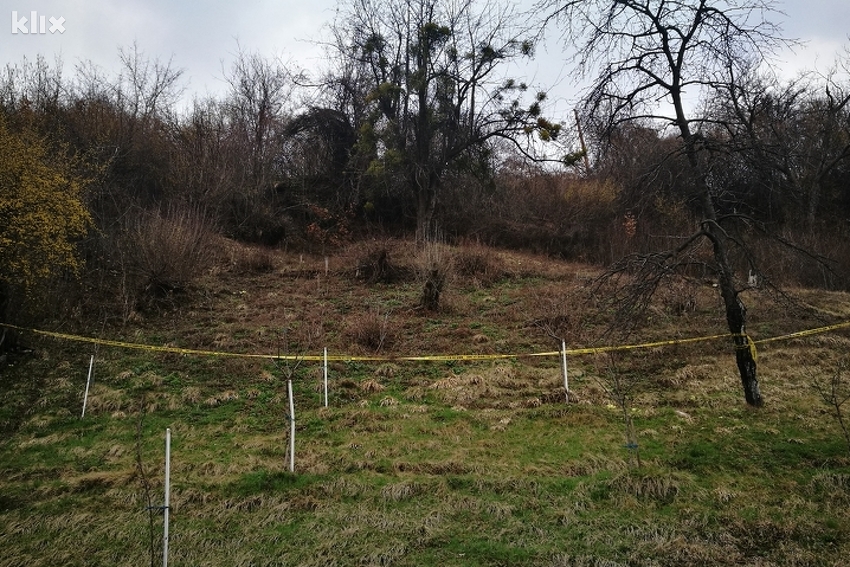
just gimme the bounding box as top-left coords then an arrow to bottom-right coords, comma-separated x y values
2,320 -> 850,363
753,321 -> 850,344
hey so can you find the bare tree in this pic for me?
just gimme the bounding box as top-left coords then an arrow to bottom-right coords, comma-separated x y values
541,0 -> 796,406
223,46 -> 302,191
811,360 -> 850,456
0,54 -> 65,118
711,60 -> 850,234
116,42 -> 184,126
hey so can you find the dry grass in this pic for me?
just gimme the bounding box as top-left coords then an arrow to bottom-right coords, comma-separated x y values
346,306 -> 396,353
452,241 -> 507,287
3,238 -> 850,567
359,379 -> 385,393
233,246 -> 277,274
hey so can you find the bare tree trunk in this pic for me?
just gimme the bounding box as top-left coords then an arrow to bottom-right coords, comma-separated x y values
723,280 -> 763,407
414,172 -> 438,244
702,191 -> 764,407
807,178 -> 823,233
415,190 -> 433,244
678,113 -> 764,406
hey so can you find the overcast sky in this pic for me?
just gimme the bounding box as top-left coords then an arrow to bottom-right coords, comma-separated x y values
2,0 -> 848,121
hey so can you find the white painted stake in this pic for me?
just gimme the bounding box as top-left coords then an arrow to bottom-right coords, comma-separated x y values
287,379 -> 295,472
560,339 -> 569,401
81,355 -> 94,419
323,347 -> 329,408
163,428 -> 171,567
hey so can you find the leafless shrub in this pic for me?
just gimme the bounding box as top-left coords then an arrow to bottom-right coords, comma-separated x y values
811,360 -> 850,455
354,244 -> 401,284
360,246 -> 390,283
338,240 -> 414,284
656,279 -> 698,316
452,242 -> 505,287
125,205 -> 216,299
528,285 -> 591,344
747,228 -> 849,291
234,247 -> 276,274
457,173 -> 620,261
134,401 -> 157,567
595,355 -> 642,468
416,237 -> 452,311
346,306 -> 395,352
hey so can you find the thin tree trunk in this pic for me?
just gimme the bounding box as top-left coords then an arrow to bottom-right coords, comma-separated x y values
414,172 -> 438,243
724,284 -> 763,407
806,177 -> 820,232
701,191 -> 764,407
415,189 -> 433,243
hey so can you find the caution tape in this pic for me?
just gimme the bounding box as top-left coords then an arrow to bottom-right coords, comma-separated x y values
2,320 -> 849,363
0,323 -> 315,360
752,320 -> 850,345
563,333 -> 732,356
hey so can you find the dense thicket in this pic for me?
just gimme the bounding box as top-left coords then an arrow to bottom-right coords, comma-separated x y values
0,6 -> 848,330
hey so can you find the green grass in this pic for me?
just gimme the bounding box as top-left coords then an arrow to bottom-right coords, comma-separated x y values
2,241 -> 850,566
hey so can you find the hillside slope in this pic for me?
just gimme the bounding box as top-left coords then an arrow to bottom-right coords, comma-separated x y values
2,239 -> 850,566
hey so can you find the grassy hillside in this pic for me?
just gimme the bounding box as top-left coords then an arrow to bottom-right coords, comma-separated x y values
2,239 -> 850,567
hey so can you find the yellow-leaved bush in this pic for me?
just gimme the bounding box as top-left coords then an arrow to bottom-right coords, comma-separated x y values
0,115 -> 92,307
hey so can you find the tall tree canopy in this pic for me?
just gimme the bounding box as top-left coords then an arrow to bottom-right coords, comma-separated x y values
329,0 -> 563,239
